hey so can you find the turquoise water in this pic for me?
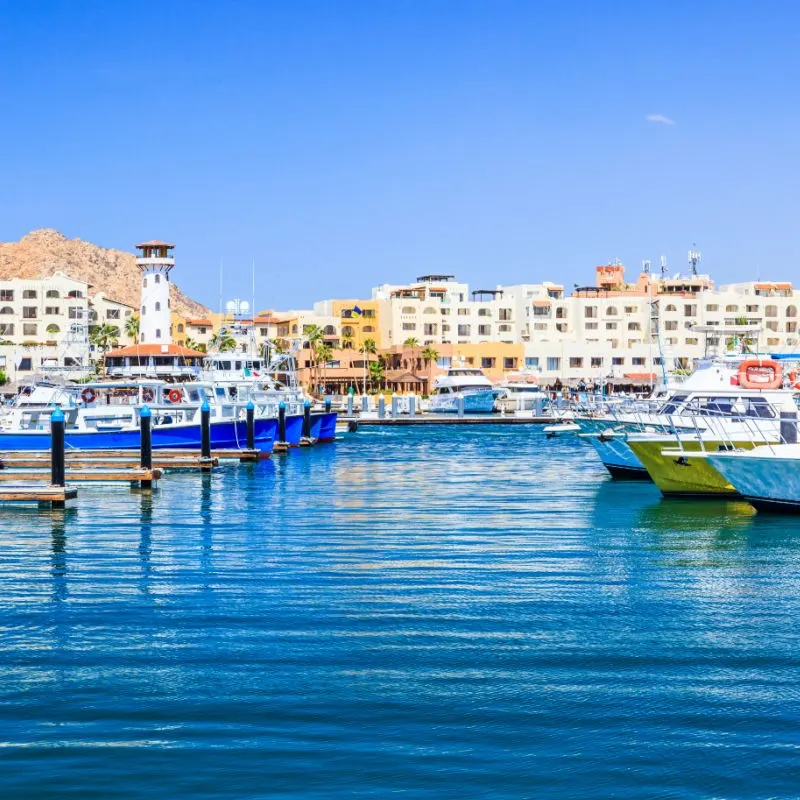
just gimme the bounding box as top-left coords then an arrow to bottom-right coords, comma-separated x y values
1,427 -> 799,798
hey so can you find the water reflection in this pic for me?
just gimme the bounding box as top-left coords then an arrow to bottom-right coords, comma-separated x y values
49,512 -> 69,604
138,489 -> 153,593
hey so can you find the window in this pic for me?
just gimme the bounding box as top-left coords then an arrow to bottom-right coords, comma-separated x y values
363,325 -> 375,332
177,323 -> 184,333
45,306 -> 60,315
478,308 -> 492,317
155,328 -> 162,339
401,306 -> 415,314
591,357 -> 603,367
726,304 -> 738,312
423,307 -> 438,315
605,322 -> 617,330
665,321 -> 678,330
665,304 -> 677,312
624,306 -> 637,314
199,327 -> 207,335
585,322 -> 598,330
706,304 -> 719,312
0,290 -> 13,301
22,307 -> 37,319
46,289 -> 59,298
22,323 -> 37,336
684,304 -> 697,316
424,323 -> 438,335
498,324 -> 512,332
525,357 -> 539,369
503,357 -> 517,370
154,274 -> 161,284
0,306 -> 12,315
107,308 -> 120,319
546,357 -> 560,371
569,357 -> 583,368
612,357 -> 624,366
440,308 -> 450,315
401,322 -> 416,331
478,324 -> 490,336
22,289 -> 37,299
685,337 -> 698,345
141,306 -> 146,315
155,302 -> 161,312
499,309 -> 512,321
0,323 -> 14,335
437,356 -> 451,368
67,290 -> 83,299
46,324 -> 60,334
627,322 -> 641,331
584,306 -> 597,318
259,327 -> 269,337
533,323 -> 547,330
457,308 -> 470,316
766,321 -> 779,332
632,357 -> 646,366
481,357 -> 496,368
457,324 -> 471,336
605,306 -> 618,316
788,306 -> 798,318
18,357 -> 33,371
746,304 -> 760,313
765,305 -> 778,317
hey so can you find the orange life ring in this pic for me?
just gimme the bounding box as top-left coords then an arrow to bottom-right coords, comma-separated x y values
788,371 -> 800,390
81,387 -> 96,404
737,359 -> 782,391
142,388 -> 155,403
167,388 -> 182,403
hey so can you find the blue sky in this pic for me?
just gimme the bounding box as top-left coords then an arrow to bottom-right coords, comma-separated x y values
1,0 -> 799,310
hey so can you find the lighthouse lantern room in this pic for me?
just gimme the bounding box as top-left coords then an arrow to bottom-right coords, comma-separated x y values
136,240 -> 175,345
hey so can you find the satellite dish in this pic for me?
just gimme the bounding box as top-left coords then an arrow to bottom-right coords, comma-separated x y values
240,301 -> 250,312
225,301 -> 236,312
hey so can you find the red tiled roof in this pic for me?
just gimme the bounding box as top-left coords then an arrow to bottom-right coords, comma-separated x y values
623,372 -> 657,381
136,240 -> 175,248
186,319 -> 213,326
105,344 -> 205,358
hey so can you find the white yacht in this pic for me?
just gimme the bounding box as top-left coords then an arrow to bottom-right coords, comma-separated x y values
495,371 -> 548,416
428,365 -> 500,414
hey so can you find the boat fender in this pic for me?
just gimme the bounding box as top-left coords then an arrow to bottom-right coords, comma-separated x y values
167,389 -> 182,403
81,387 -> 96,404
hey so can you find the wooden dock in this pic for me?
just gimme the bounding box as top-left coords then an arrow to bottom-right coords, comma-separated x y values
0,485 -> 78,507
0,467 -> 162,482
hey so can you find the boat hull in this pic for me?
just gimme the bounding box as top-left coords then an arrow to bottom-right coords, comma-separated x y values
314,412 -> 338,442
0,418 -> 278,454
708,450 -> 800,512
582,434 -> 650,479
428,391 -> 497,414
627,438 -> 770,497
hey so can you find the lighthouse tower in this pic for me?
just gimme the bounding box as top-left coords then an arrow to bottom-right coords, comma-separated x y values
136,240 -> 174,345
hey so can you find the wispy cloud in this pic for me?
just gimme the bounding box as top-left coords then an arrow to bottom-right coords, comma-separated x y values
646,114 -> 676,126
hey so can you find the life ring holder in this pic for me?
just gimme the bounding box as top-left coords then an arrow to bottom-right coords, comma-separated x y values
142,388 -> 155,403
81,387 -> 96,404
737,359 -> 782,391
167,388 -> 182,404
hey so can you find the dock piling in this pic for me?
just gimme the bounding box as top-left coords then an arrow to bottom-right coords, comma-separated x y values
274,400 -> 289,452
301,400 -> 312,445
200,400 -> 212,469
140,404 -> 153,489
457,396 -> 465,418
325,396 -> 331,415
50,408 -> 66,489
378,395 -> 385,419
347,394 -> 354,417
246,401 -> 255,450
409,394 -> 416,416
361,394 -> 368,413
391,395 -> 398,417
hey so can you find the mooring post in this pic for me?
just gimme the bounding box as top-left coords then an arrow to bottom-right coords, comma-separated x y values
50,407 -> 65,488
246,401 -> 255,450
278,400 -> 287,448
347,393 -> 354,417
301,399 -> 312,444
324,396 -> 331,415
408,394 -> 416,416
201,399 -> 211,462
457,395 -> 465,418
378,395 -> 385,419
140,404 -> 153,489
391,394 -> 398,418
361,394 -> 369,413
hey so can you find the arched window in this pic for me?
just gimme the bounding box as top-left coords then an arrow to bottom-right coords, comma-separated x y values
324,325 -> 335,335
0,306 -> 12,315
665,304 -> 677,312
177,324 -> 184,333
363,325 -> 375,332
155,302 -> 161,311
155,329 -> 161,339
605,306 -> 618,316
402,306 -> 416,314
155,274 -> 161,284
423,307 -> 438,315
67,290 -> 83,299
342,326 -> 354,337
46,324 -> 60,334
787,305 -> 797,318
46,290 -> 59,298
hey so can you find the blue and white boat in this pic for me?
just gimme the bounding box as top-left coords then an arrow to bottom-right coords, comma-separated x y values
0,381 -> 277,453
427,366 -> 500,414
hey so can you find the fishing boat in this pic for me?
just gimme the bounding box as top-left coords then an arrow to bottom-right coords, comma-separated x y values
495,371 -> 548,417
0,380 -> 278,453
428,365 -> 501,414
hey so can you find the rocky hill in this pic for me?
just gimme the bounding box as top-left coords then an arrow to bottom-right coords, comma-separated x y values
0,229 -> 209,317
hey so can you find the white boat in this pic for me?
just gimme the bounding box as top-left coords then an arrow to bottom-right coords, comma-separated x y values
495,371 -> 548,416
428,365 -> 500,414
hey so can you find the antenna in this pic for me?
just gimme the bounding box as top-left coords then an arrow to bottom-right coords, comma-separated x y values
642,259 -> 651,274
218,258 -> 224,316
688,245 -> 701,276
660,255 -> 667,277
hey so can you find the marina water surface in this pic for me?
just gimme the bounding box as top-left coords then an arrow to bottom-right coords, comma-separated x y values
1,427 -> 799,798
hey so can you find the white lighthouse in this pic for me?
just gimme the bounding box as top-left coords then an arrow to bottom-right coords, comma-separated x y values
136,240 -> 174,345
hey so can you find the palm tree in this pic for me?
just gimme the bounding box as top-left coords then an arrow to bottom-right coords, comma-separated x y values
368,359 -> 385,391
421,346 -> 439,365
210,327 -> 236,352
314,342 -> 333,394
0,369 -> 7,387
89,323 -> 120,376
361,337 -> 378,394
184,336 -> 206,353
125,314 -> 140,343
403,337 -> 420,372
341,331 -> 354,350
304,325 -> 325,390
